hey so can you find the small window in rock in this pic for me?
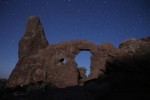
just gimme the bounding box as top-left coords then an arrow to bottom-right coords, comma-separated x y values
59,58 -> 67,64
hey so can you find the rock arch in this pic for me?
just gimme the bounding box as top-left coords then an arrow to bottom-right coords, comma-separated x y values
7,16 -> 117,88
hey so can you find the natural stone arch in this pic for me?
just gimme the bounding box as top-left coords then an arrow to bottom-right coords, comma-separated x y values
7,16 -> 117,88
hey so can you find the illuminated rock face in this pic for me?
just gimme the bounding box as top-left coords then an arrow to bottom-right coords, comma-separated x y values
18,16 -> 49,59
7,16 -> 150,88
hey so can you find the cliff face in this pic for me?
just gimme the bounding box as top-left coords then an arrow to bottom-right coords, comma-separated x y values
7,16 -> 150,89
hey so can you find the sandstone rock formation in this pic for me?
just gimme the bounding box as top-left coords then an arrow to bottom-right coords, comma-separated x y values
19,16 -> 49,59
7,16 -> 150,89
78,67 -> 87,85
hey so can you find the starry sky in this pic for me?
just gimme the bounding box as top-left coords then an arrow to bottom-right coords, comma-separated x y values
0,0 -> 150,78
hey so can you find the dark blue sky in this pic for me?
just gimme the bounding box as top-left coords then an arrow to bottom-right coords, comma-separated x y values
0,0 -> 150,78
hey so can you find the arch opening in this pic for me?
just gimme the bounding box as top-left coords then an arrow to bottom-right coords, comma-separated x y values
75,51 -> 91,76
59,58 -> 67,64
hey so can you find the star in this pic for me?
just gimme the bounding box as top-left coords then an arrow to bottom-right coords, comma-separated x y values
46,1 -> 49,5
77,9 -> 80,13
137,17 -> 143,23
10,40 -> 14,44
103,0 -> 107,4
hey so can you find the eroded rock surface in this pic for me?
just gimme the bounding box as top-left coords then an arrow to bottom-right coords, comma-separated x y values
19,16 -> 49,59
7,16 -> 150,89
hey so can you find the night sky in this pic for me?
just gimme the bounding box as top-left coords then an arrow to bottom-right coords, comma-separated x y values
0,0 -> 150,78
